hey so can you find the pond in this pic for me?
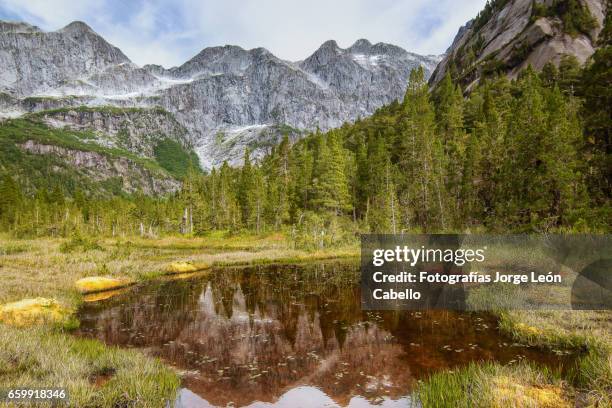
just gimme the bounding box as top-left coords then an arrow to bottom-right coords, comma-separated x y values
75,261 -> 574,407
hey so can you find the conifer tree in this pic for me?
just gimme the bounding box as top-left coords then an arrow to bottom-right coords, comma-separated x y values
436,72 -> 466,226
398,67 -> 447,230
581,9 -> 611,201
311,132 -> 351,215
237,149 -> 255,228
0,175 -> 22,227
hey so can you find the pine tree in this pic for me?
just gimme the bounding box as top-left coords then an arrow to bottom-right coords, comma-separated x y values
499,68 -> 548,228
264,136 -> 291,229
251,166 -> 266,233
436,72 -> 466,226
367,135 -> 397,232
541,85 -> 586,226
289,141 -> 314,215
311,132 -> 351,215
398,67 -> 447,230
237,149 -> 256,228
580,10 -> 611,201
0,175 -> 22,227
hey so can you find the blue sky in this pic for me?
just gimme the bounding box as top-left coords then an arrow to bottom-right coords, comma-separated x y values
0,0 -> 487,67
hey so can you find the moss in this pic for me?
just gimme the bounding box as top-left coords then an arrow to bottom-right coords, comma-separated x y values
490,376 -> 570,408
165,261 -> 208,274
0,298 -> 71,327
74,277 -> 134,294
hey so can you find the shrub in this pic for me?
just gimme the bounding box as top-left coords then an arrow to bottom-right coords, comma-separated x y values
59,233 -> 103,253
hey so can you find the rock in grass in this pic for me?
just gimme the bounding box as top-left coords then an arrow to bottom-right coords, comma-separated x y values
166,261 -> 208,274
0,297 -> 69,327
75,277 -> 133,294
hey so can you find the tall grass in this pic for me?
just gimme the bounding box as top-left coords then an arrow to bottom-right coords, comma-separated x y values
0,324 -> 179,407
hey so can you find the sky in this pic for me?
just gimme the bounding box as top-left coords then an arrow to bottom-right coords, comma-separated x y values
0,0 -> 488,68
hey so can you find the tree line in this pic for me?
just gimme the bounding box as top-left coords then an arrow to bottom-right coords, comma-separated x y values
0,41 -> 609,245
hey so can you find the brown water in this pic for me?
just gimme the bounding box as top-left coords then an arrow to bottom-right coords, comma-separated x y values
75,261 -> 574,408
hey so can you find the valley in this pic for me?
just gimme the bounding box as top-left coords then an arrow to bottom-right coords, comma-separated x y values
0,0 -> 610,406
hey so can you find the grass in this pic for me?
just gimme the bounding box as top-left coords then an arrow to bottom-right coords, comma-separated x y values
411,237 -> 612,406
417,309 -> 612,407
418,362 -> 570,408
27,105 -> 171,117
0,231 -> 357,406
0,118 -> 168,175
0,325 -> 179,407
0,232 -> 358,308
499,310 -> 612,406
1,232 -> 610,406
0,118 -> 181,196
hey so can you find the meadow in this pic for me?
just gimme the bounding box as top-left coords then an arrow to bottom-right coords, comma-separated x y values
0,233 -> 609,407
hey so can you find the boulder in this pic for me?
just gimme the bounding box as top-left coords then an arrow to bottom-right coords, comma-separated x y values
75,277 -> 133,294
0,297 -> 69,327
165,261 -> 209,274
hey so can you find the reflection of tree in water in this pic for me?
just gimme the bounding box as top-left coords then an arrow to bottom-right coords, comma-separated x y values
76,261 -> 571,407
77,279 -> 205,346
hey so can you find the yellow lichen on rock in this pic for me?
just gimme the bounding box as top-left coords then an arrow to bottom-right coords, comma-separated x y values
75,277 -> 133,294
166,261 -> 208,274
0,297 -> 70,327
491,376 -> 570,408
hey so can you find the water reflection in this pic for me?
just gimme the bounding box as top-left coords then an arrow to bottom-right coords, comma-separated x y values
76,261 -> 572,407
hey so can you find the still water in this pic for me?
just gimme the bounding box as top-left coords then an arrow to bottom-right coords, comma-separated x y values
76,261 -> 573,407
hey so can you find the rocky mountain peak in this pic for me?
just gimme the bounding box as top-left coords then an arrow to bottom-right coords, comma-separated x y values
0,19 -> 132,96
0,21 -> 41,33
169,44 -> 259,78
320,39 -> 340,49
347,38 -> 373,53
430,0 -> 607,90
59,20 -> 96,35
0,18 -> 444,168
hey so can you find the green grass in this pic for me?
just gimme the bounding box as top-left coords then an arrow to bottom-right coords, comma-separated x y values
0,324 -> 180,407
417,361 -> 570,408
417,310 -> 612,407
153,138 -> 201,179
498,310 -> 612,406
0,233 -> 357,406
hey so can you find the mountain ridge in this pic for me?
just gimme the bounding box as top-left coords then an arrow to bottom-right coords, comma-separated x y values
430,0 -> 606,90
0,19 -> 442,168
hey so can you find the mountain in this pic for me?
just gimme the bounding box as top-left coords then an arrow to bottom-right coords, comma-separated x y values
430,0 -> 607,91
0,114 -> 187,196
0,20 -> 442,168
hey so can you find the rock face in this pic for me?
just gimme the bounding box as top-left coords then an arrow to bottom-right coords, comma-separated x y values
0,21 -> 133,95
0,20 -> 442,167
30,107 -> 190,158
430,0 -> 607,90
20,140 -> 180,194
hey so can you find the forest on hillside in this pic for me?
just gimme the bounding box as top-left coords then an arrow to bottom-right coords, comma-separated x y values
0,17 -> 609,246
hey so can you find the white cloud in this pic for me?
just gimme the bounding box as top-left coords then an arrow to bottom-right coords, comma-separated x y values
0,0 -> 488,67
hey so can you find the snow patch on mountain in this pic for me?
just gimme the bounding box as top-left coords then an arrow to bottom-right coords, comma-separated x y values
0,19 -> 444,168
